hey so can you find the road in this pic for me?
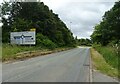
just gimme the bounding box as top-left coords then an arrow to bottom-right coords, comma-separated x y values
2,47 -> 91,82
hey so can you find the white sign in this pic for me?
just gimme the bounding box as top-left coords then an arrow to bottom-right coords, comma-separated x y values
10,31 -> 36,45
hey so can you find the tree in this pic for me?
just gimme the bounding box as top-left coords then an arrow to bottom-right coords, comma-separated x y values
1,2 -> 75,47
77,38 -> 92,46
91,1 -> 120,46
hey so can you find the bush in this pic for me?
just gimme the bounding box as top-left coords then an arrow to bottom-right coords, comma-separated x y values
36,34 -> 57,49
94,46 -> 119,69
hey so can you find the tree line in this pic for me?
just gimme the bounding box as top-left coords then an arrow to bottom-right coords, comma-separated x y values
1,2 -> 76,48
91,1 -> 120,46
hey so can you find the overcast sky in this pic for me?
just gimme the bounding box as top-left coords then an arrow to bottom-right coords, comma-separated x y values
41,0 -> 116,39
0,0 -> 117,39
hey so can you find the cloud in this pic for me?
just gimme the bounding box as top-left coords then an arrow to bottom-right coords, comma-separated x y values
41,0 -> 116,39
0,0 -> 116,39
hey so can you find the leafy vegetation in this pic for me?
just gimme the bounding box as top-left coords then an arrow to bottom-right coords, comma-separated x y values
91,1 -> 120,46
0,47 -> 1,60
2,44 -> 42,60
1,1 -> 76,61
77,38 -> 92,46
2,43 -> 73,62
91,48 -> 119,78
1,2 -> 76,47
36,33 -> 57,49
91,1 -> 120,78
93,45 -> 119,69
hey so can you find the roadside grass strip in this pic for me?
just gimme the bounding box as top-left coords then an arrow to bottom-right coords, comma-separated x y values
90,48 -> 119,79
2,44 -> 72,63
94,46 -> 119,69
0,46 -> 1,61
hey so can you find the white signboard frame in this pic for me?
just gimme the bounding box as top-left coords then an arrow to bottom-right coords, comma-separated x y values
10,31 -> 36,45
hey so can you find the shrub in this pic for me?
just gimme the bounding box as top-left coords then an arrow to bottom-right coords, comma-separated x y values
36,33 -> 57,49
94,46 -> 119,69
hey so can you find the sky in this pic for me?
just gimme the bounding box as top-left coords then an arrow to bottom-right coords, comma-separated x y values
0,0 -> 117,39
40,0 -> 116,39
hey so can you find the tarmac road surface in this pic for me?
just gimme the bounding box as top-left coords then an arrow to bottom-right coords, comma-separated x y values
2,47 -> 92,82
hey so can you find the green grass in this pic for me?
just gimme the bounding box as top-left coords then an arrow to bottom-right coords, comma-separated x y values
91,48 -> 119,78
0,46 -> 2,60
94,46 -> 119,69
92,45 -> 120,78
2,44 -> 44,61
2,44 -> 74,62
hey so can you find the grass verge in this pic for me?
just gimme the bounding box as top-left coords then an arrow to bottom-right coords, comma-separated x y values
90,48 -> 119,79
2,44 -> 74,63
94,46 -> 119,69
0,46 -> 1,60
